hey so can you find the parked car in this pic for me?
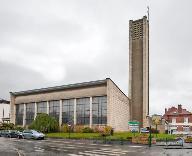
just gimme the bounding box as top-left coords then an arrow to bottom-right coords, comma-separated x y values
22,130 -> 45,140
16,131 -> 23,139
0,130 -> 5,137
0,130 -> 19,138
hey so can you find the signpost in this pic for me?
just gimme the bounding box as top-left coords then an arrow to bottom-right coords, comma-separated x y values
128,121 -> 140,135
67,120 -> 73,139
128,121 -> 139,140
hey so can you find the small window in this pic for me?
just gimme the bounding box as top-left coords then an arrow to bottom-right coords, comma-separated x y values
184,117 -> 188,123
172,118 -> 176,123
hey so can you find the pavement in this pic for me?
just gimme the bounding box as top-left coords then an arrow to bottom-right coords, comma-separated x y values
1,137 -> 192,156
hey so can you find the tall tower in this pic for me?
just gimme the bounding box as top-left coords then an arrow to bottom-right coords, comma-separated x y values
129,16 -> 149,128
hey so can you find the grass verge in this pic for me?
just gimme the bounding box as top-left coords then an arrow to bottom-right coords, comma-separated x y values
46,132 -> 176,141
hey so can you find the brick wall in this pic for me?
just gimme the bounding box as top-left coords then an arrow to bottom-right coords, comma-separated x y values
107,79 -> 129,131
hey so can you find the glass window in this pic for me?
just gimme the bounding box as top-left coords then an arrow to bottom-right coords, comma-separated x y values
184,117 -> 188,123
172,118 -> 176,123
62,99 -> 74,124
49,100 -> 60,121
25,103 -> 35,125
183,126 -> 190,132
15,104 -> 24,125
76,98 -> 90,125
37,101 -> 47,114
92,96 -> 107,125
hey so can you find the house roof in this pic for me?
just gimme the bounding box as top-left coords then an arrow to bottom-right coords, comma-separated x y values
163,106 -> 191,117
0,99 -> 10,104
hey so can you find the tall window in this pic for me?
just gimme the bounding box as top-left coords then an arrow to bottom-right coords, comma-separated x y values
172,118 -> 176,124
37,101 -> 47,114
76,98 -> 90,125
62,99 -> 74,124
25,103 -> 35,125
183,126 -> 190,132
92,96 -> 107,124
49,100 -> 60,121
15,104 -> 24,125
184,117 -> 189,123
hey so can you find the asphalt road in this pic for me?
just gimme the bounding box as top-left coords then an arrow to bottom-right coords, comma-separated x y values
1,137 -> 192,156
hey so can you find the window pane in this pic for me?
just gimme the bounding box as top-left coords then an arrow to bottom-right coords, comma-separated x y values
15,104 -> 24,125
92,96 -> 107,125
62,99 -> 74,124
76,98 -> 90,125
25,103 -> 35,125
49,100 -> 60,121
37,101 -> 47,114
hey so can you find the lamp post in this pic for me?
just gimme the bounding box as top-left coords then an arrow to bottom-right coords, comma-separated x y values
149,125 -> 152,147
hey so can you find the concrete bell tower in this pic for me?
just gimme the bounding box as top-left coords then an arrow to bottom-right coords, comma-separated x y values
129,16 -> 149,128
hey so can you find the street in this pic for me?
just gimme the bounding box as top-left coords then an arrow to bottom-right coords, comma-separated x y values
1,137 -> 192,156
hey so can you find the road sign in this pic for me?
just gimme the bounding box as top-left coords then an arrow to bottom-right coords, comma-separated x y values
128,121 -> 140,125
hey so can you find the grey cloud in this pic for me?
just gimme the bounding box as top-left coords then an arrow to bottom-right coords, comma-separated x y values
1,0 -> 192,116
0,61 -> 49,99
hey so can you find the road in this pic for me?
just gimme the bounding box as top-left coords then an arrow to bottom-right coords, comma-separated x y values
1,137 -> 192,156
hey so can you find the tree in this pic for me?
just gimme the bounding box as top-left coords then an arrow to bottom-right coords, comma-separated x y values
29,113 -> 59,133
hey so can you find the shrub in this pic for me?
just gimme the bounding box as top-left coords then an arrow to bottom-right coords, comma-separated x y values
0,123 -> 14,130
104,126 -> 113,136
74,125 -> 84,133
150,128 -> 159,134
29,113 -> 59,133
93,126 -> 100,133
14,126 -> 25,131
98,126 -> 113,137
82,127 -> 93,133
62,124 -> 69,133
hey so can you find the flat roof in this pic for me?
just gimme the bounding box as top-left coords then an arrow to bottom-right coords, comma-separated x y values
10,79 -> 107,96
0,99 -> 10,104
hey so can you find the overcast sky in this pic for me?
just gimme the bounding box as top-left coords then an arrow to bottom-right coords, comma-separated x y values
0,0 -> 192,115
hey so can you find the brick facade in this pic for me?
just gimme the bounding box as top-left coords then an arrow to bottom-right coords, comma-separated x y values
163,104 -> 192,134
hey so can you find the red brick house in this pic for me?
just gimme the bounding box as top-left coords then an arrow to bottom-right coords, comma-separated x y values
163,104 -> 192,134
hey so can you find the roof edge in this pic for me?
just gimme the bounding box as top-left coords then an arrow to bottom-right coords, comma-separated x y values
10,79 -> 108,96
106,78 -> 128,99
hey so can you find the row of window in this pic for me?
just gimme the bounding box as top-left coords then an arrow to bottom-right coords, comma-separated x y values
15,96 -> 107,126
171,117 -> 189,123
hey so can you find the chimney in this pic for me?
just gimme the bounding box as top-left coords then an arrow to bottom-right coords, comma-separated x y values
178,104 -> 182,113
165,108 -> 167,114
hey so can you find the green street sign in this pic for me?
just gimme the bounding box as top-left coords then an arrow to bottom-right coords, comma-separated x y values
128,121 -> 140,125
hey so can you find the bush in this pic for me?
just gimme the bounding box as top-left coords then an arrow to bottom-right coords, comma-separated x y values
74,125 -> 84,133
98,126 -> 113,137
82,127 -> 93,133
0,123 -> 14,130
104,126 -> 113,136
61,124 -> 74,133
28,113 -> 59,133
14,126 -> 25,131
150,128 -> 159,134
62,124 -> 69,133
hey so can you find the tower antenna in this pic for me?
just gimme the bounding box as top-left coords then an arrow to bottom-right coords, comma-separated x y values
147,6 -> 150,21
147,6 -> 150,116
